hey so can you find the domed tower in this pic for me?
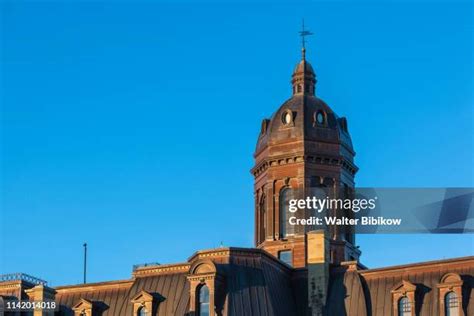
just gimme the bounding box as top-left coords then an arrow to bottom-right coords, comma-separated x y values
251,46 -> 360,268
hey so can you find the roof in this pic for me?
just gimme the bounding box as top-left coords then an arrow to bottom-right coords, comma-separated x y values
327,256 -> 474,316
255,95 -> 355,158
3,252 -> 473,315
52,247 -> 301,316
293,59 -> 315,75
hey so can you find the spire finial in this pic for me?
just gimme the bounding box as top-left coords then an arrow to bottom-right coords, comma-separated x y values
299,19 -> 313,60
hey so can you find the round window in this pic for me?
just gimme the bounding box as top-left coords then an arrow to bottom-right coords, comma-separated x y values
283,111 -> 292,125
316,111 -> 325,125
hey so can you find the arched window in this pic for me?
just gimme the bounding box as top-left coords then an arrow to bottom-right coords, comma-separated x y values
197,284 -> 210,316
137,306 -> 148,316
398,297 -> 411,316
445,292 -> 459,316
259,195 -> 266,243
279,188 -> 294,237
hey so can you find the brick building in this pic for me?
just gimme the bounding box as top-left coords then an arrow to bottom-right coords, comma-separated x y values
1,47 -> 473,316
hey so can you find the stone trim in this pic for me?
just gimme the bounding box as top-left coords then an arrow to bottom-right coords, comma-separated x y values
133,263 -> 190,277
72,298 -> 93,316
251,154 -> 357,177
437,273 -> 463,316
187,260 -> 223,316
391,280 -> 416,316
130,290 -> 155,316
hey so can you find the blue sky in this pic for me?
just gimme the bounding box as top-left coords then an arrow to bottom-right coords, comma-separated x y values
1,1 -> 473,286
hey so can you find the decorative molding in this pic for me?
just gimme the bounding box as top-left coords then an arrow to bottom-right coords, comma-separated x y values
251,154 -> 357,177
361,257 -> 474,279
438,273 -> 463,316
133,263 -> 190,278
391,280 -> 416,316
55,280 -> 133,294
72,298 -> 93,316
131,290 -> 161,316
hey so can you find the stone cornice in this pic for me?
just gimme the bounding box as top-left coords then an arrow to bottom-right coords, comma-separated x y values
133,263 -> 190,278
55,279 -> 133,293
360,256 -> 474,278
251,153 -> 358,177
0,280 -> 23,290
188,247 -> 293,273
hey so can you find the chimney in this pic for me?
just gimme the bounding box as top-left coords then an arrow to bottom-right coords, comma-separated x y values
307,230 -> 330,316
25,284 -> 56,316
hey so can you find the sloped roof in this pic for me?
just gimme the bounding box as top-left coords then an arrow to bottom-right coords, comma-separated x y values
54,247 -> 300,316
327,256 -> 474,316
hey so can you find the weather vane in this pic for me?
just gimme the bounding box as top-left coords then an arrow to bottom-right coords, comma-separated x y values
299,19 -> 313,49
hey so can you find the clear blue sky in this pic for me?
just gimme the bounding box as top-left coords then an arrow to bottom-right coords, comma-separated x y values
1,1 -> 473,286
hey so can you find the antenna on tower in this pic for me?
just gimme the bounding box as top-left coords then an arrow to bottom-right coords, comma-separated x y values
299,19 -> 313,60
83,243 -> 87,284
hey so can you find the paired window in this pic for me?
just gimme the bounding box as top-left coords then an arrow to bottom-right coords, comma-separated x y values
197,284 -> 210,316
278,250 -> 292,266
445,292 -> 459,316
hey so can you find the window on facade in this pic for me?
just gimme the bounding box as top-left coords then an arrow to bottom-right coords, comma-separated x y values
398,297 -> 411,316
137,306 -> 147,316
316,111 -> 325,125
283,111 -> 292,125
445,292 -> 459,316
259,195 -> 266,243
297,85 -> 302,93
279,188 -> 294,237
278,250 -> 292,266
197,284 -> 210,316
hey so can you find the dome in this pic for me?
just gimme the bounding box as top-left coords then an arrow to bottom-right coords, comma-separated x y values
255,95 -> 354,160
254,53 -> 356,173
293,59 -> 315,75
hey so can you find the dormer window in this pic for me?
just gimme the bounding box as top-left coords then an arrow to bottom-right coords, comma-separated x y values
445,292 -> 459,316
72,298 -> 93,316
260,119 -> 269,135
391,280 -> 416,316
131,291 -> 159,316
187,260 -> 223,316
197,284 -> 210,316
137,306 -> 148,316
437,273 -> 463,316
398,297 -> 412,316
340,117 -> 348,132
